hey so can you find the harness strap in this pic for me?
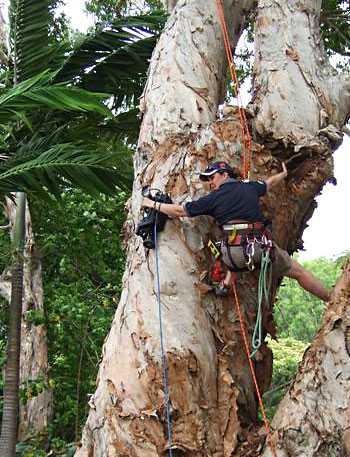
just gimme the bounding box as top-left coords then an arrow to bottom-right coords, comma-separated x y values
223,221 -> 265,231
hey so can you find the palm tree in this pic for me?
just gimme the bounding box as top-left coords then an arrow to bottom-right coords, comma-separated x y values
0,1 -> 164,454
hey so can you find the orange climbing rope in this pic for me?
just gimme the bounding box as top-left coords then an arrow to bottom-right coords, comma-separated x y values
214,0 -> 252,179
214,4 -> 277,454
231,274 -> 278,457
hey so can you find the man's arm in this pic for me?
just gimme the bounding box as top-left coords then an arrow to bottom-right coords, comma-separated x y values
142,197 -> 187,218
264,162 -> 287,191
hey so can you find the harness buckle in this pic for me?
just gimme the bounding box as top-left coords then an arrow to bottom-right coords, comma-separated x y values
228,228 -> 237,244
208,239 -> 221,259
245,237 -> 256,271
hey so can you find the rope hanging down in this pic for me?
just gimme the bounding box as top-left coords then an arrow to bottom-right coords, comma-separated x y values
154,218 -> 174,457
214,6 -> 276,450
214,0 -> 252,179
251,247 -> 273,358
231,275 -> 277,457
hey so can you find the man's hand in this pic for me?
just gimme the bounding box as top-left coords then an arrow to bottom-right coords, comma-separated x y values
142,196 -> 186,218
265,162 -> 288,191
142,197 -> 155,209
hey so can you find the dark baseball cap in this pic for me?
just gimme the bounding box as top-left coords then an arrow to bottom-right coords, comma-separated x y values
199,161 -> 239,181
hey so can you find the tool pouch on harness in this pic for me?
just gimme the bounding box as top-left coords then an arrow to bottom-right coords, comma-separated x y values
220,225 -> 273,272
136,187 -> 172,249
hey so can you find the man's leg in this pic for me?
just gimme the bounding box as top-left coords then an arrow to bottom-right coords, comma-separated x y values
286,260 -> 331,302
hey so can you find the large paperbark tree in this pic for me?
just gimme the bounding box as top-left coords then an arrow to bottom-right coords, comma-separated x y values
77,0 -> 350,456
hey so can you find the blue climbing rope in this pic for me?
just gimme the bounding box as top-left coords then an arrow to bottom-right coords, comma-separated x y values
154,218 -> 173,456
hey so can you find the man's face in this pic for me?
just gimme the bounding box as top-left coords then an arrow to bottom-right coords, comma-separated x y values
207,172 -> 228,191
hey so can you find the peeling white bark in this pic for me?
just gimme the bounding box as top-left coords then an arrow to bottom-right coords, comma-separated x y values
1,199 -> 52,440
252,0 -> 349,149
139,0 -> 255,147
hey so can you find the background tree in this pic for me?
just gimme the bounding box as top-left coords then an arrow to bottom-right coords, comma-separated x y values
76,0 -> 350,456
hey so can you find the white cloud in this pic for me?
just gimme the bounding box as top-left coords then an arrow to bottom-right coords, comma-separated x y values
58,0 -> 95,31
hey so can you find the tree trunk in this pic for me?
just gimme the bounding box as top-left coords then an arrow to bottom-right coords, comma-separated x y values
76,1 -> 350,456
0,192 -> 26,457
0,198 -> 52,442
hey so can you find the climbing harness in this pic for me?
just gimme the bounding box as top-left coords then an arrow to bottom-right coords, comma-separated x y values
154,214 -> 174,457
136,187 -> 172,249
214,0 -> 252,179
231,275 -> 278,457
220,224 -> 274,355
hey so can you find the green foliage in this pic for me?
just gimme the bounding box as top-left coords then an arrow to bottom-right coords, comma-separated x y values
0,188 -> 128,455
0,136 -> 133,196
0,5 -> 163,198
264,337 -> 306,419
19,378 -> 48,405
24,309 -> 46,326
0,71 -> 111,121
30,188 -> 128,443
321,0 -> 350,65
55,12 -> 166,112
9,0 -> 49,82
275,256 -> 343,342
86,0 -> 163,22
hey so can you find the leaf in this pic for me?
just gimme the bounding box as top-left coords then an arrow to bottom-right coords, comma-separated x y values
9,0 -> 50,81
0,71 -> 112,124
55,12 -> 165,108
0,141 -> 133,196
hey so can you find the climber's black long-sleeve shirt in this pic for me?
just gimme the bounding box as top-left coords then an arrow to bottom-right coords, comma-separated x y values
184,178 -> 267,226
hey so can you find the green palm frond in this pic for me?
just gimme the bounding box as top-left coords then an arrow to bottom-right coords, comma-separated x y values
99,109 -> 141,144
0,7 -> 163,197
0,70 -> 112,125
55,12 -> 165,107
0,139 -> 133,196
9,0 -> 50,81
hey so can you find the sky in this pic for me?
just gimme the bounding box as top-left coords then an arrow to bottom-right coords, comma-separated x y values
58,0 -> 94,30
299,136 -> 350,260
4,0 -> 350,260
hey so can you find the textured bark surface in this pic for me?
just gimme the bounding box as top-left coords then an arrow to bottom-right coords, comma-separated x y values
138,0 -> 255,147
77,0 -> 350,456
0,199 -> 52,440
252,0 -> 350,150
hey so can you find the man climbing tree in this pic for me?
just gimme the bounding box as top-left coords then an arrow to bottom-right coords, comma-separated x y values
76,1 -> 350,456
142,160 -> 331,302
